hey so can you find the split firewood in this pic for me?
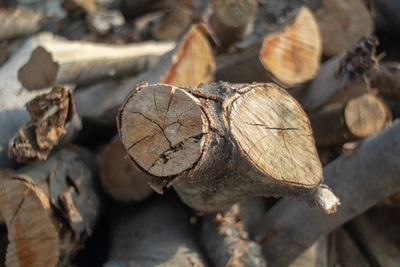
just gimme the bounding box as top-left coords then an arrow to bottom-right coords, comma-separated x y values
105,196 -> 208,266
8,85 -> 82,163
98,138 -> 153,203
216,7 -> 321,88
208,0 -> 258,52
75,23 -> 215,125
0,147 -> 101,267
117,82 -> 339,213
200,198 -> 267,267
289,237 -> 327,267
350,214 -> 400,267
18,37 -> 175,90
309,93 -> 391,147
328,228 -> 371,267
302,37 -> 378,111
255,120 -> 400,267
62,0 -> 97,15
314,0 -> 373,57
0,8 -> 41,42
371,62 -> 400,100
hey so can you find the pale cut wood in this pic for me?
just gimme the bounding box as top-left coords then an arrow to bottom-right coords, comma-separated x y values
8,86 -> 82,163
310,93 -> 391,147
0,9 -> 41,41
0,147 -> 101,267
302,37 -> 378,111
216,7 -> 321,88
75,23 -> 215,125
99,138 -> 153,203
327,228 -> 371,267
200,198 -> 267,267
117,82 -> 339,213
18,38 -> 175,90
315,0 -> 373,57
105,196 -> 208,267
255,120 -> 400,267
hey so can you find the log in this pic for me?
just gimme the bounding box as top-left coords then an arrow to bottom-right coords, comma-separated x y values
74,23 -> 215,125
302,37 -> 378,111
62,0 -> 97,14
117,82 -> 339,213
0,147 -> 101,267
18,37 -> 175,90
314,0 -> 373,57
200,198 -> 267,267
98,138 -> 153,203
255,120 -> 400,267
0,8 -> 41,41
104,196 -> 208,266
216,7 -> 321,88
120,0 -> 177,18
208,0 -> 258,52
289,237 -> 327,267
8,85 -> 82,163
328,228 -> 371,267
309,93 -> 391,147
371,62 -> 400,100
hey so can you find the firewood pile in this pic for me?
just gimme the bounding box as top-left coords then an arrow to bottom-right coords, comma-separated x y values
1,0 -> 400,266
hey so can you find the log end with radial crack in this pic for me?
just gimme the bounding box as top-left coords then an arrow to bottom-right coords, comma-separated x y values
118,82 -> 339,212
259,7 -> 321,87
99,138 -> 153,203
8,85 -> 81,163
0,148 -> 100,267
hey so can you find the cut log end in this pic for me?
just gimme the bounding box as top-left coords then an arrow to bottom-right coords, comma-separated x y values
312,185 -> 341,214
229,84 -> 321,187
119,83 -> 209,177
259,7 -> 321,86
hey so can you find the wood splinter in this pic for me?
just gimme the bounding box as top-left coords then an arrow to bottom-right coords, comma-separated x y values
117,82 -> 339,213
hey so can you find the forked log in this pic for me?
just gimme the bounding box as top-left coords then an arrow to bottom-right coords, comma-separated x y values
314,0 -> 373,57
0,147 -> 101,267
18,38 -> 175,90
8,86 -> 82,163
310,93 -> 391,147
117,82 -> 339,213
98,138 -> 153,203
302,37 -> 378,111
255,120 -> 400,267
75,23 -> 215,125
216,7 -> 321,88
200,198 -> 267,267
0,9 -> 41,41
105,196 -> 208,267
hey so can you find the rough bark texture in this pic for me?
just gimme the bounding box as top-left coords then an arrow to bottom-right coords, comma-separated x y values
8,86 -> 82,163
302,37 -> 378,111
75,23 -> 215,125
0,8 -> 41,42
117,82 -> 339,213
0,147 -> 101,267
309,93 -> 391,147
315,0 -> 373,57
216,7 -> 321,88
105,196 -> 208,267
98,138 -> 153,203
255,120 -> 400,267
18,37 -> 175,90
200,198 -> 267,267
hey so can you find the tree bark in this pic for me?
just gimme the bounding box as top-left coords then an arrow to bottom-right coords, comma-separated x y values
117,82 -> 339,213
216,7 -> 321,88
301,37 -> 378,111
18,37 -> 175,90
8,86 -> 82,163
74,23 -> 215,125
0,8 -> 41,42
309,93 -> 391,147
200,198 -> 267,267
104,196 -> 208,267
0,147 -> 101,267
98,138 -> 153,203
255,120 -> 400,267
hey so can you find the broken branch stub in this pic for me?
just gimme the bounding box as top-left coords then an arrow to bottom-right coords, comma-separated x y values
117,82 -> 339,213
